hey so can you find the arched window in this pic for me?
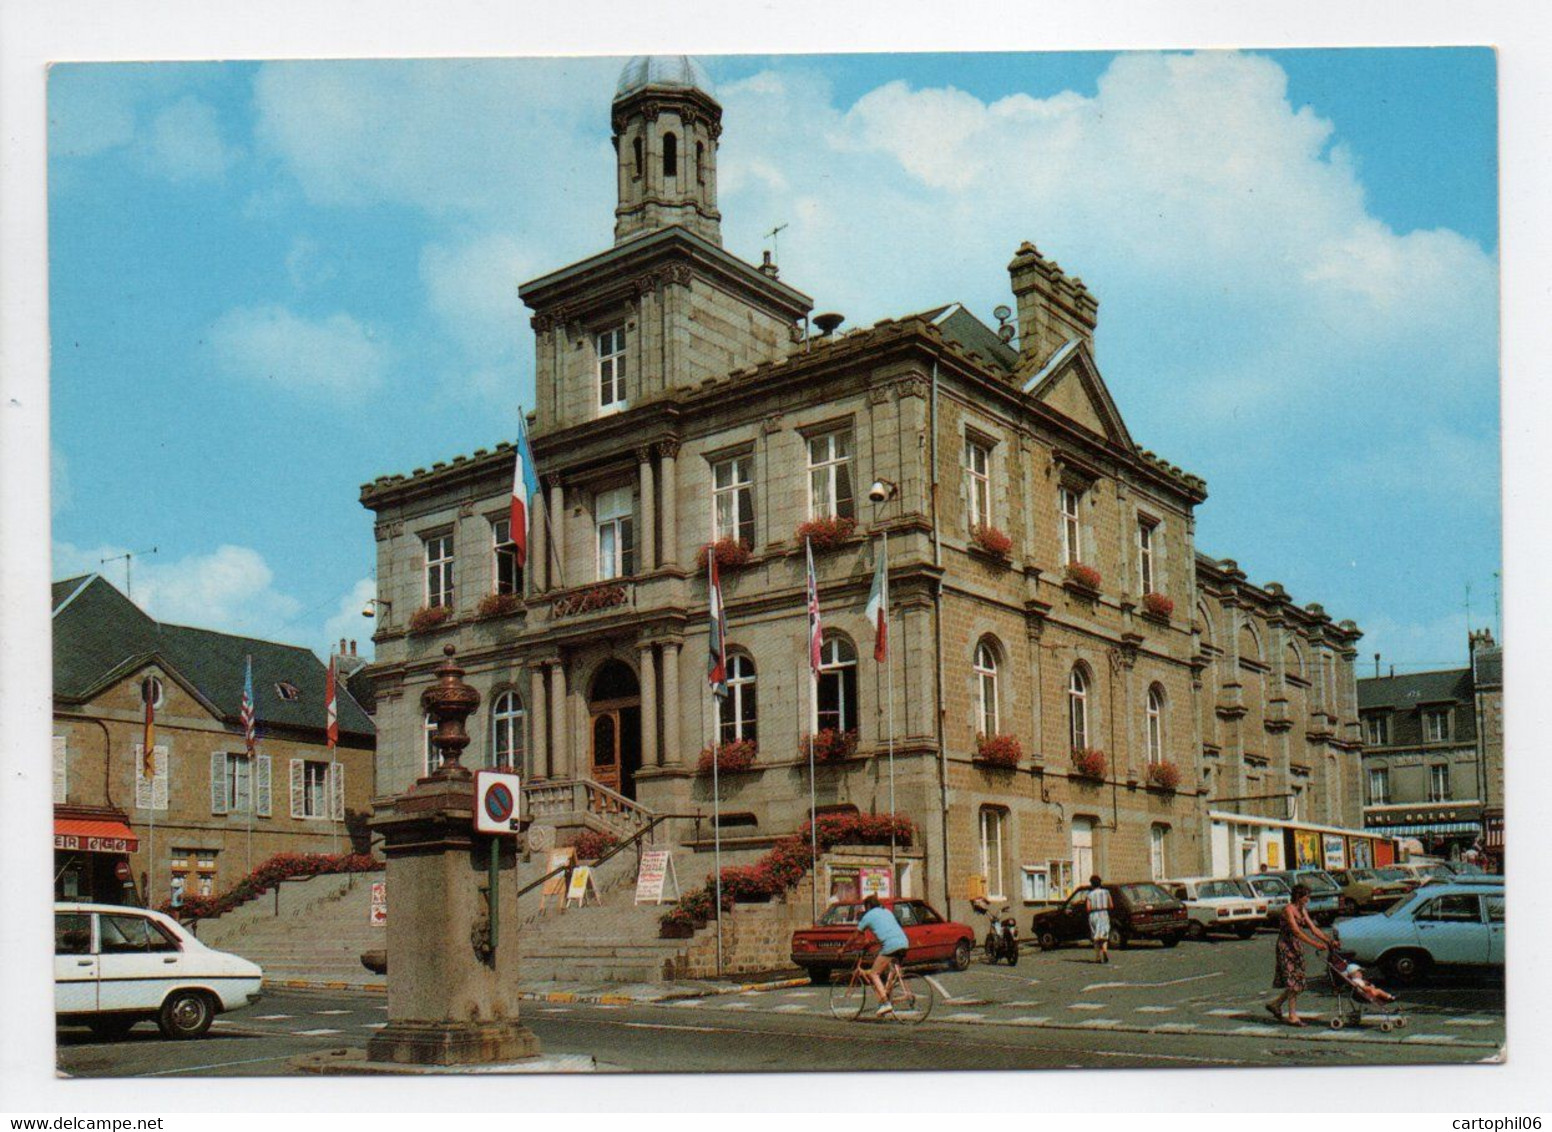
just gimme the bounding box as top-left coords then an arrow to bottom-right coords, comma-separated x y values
423,712 -> 439,774
632,135 -> 643,179
1146,684 -> 1165,765
817,635 -> 858,734
695,140 -> 705,184
492,690 -> 525,771
719,654 -> 757,744
663,132 -> 678,178
1068,666 -> 1090,752
974,639 -> 999,735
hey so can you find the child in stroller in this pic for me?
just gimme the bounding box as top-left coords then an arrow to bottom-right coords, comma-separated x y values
1324,949 -> 1406,1031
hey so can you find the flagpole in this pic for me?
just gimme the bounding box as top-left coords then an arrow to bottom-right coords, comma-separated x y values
884,529 -> 897,885
712,694 -> 723,977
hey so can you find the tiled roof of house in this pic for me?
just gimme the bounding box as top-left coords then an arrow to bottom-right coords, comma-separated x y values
1358,667 -> 1477,748
53,575 -> 373,741
1472,645 -> 1502,689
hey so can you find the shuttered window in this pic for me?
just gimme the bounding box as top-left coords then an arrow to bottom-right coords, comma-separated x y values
133,746 -> 169,811
210,752 -> 229,815
255,755 -> 272,816
53,735 -> 68,805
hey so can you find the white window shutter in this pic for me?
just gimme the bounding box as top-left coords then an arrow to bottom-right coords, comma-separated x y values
289,759 -> 304,818
211,751 -> 229,814
330,762 -> 345,821
134,745 -> 152,810
256,755 -> 272,817
53,735 -> 68,805
153,747 -> 170,811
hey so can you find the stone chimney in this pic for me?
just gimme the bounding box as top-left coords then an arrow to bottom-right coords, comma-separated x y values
1007,241 -> 1098,374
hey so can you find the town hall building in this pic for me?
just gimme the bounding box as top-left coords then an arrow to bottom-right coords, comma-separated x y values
360,56 -> 1366,918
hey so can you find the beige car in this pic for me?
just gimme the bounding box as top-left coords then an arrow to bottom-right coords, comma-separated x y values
1164,878 -> 1266,940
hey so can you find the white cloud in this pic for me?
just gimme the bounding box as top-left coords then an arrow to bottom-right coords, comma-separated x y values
142,95 -> 240,182
321,577 -> 377,662
207,304 -> 388,397
53,542 -> 302,638
284,235 -> 336,291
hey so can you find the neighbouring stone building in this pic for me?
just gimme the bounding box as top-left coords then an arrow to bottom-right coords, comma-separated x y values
360,56 -> 1363,919
52,574 -> 376,906
1358,629 -> 1504,864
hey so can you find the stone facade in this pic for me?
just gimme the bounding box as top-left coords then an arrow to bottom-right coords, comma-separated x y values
360,57 -> 1362,920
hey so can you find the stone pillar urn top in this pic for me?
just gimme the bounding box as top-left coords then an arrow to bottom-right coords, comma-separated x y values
421,644 -> 481,780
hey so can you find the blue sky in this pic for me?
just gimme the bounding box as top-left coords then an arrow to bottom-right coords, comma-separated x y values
48,49 -> 1500,670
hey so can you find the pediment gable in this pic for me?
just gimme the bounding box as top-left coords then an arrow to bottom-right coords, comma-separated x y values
1022,339 -> 1134,451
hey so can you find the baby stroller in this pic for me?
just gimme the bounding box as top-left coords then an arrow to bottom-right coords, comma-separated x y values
1323,949 -> 1407,1032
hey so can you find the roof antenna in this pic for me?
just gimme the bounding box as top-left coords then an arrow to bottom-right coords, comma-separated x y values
764,222 -> 788,266
100,546 -> 158,601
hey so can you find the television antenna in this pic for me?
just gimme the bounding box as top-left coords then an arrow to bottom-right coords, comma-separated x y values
764,222 -> 788,264
100,546 -> 158,600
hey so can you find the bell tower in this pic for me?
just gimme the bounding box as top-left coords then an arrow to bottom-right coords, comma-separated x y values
612,55 -> 722,246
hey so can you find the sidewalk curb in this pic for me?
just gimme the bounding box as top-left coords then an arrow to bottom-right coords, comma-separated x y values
269,979 -> 386,993
516,975 -> 813,1007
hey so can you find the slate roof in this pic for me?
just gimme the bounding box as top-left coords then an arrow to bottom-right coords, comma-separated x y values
53,575 -> 373,741
1473,644 -> 1502,689
1357,667 -> 1477,748
917,304 -> 1020,374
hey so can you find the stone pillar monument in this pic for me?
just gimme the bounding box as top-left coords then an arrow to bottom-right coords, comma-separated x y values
366,645 -> 540,1066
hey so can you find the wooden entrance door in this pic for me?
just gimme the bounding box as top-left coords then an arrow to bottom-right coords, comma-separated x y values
590,708 -> 623,794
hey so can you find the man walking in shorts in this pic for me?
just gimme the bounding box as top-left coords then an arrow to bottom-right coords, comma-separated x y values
1086,876 -> 1113,963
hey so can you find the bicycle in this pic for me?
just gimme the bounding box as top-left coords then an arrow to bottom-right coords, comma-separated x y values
827,943 -> 935,1024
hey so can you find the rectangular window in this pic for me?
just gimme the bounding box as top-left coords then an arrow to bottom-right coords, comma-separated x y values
979,807 -> 1007,901
595,486 -> 636,580
807,431 -> 855,521
1290,783 -> 1305,820
1368,768 -> 1390,805
1021,866 -> 1049,903
597,326 -> 627,411
1428,763 -> 1450,802
1423,708 -> 1450,743
1364,715 -> 1390,746
228,754 -> 252,814
711,455 -> 755,548
491,518 -> 521,596
965,437 -> 991,529
424,533 -> 454,609
1137,520 -> 1156,594
303,761 -> 329,818
1060,486 -> 1082,565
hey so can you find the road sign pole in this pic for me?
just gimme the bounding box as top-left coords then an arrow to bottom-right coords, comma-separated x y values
488,835 -> 500,954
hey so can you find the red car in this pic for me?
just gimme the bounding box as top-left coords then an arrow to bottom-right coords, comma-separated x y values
790,898 -> 975,983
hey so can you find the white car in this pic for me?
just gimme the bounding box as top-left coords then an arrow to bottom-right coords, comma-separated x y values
1165,878 -> 1266,940
55,903 -> 264,1039
1334,884 -> 1505,982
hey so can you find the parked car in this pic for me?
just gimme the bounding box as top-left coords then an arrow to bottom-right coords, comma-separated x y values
790,898 -> 975,983
1252,869 -> 1349,923
1329,867 -> 1412,911
1164,878 -> 1265,940
55,903 -> 264,1039
1030,883 -> 1188,951
1242,874 -> 1292,925
1390,861 -> 1458,889
1334,884 -> 1505,982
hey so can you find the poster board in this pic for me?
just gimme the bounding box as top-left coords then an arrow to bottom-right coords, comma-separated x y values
537,847 -> 575,915
369,882 -> 387,926
1293,830 -> 1321,868
634,849 -> 680,905
1264,839 -> 1282,869
1322,834 -> 1346,871
1349,837 -> 1373,869
859,866 -> 892,901
565,865 -> 600,908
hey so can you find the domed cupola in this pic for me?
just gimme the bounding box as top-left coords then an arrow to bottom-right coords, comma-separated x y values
611,54 -> 722,246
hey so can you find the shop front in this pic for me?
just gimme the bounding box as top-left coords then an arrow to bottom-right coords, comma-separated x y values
53,807 -> 139,905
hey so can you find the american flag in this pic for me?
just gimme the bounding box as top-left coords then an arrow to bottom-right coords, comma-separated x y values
805,537 -> 823,674
241,654 -> 257,756
325,657 -> 339,750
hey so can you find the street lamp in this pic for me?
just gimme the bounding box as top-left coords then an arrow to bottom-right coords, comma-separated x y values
361,598 -> 393,619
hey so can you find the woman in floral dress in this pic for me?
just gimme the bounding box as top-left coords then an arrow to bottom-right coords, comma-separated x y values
1266,883 -> 1336,1026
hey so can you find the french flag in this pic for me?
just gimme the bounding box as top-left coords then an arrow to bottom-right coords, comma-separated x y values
511,417 -> 540,569
707,549 -> 728,698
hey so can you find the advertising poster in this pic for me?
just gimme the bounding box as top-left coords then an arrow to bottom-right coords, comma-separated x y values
1293,830 -> 1321,868
1322,834 -> 1346,870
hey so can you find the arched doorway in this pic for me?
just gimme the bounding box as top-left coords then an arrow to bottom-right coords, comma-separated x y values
589,660 -> 642,800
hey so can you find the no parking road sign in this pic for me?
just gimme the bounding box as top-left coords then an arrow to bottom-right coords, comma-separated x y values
474,770 -> 522,835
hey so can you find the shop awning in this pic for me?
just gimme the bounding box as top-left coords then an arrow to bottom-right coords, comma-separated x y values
54,816 -> 138,854
1365,821 -> 1481,837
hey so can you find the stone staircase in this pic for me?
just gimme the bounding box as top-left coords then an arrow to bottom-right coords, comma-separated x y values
193,871 -> 386,990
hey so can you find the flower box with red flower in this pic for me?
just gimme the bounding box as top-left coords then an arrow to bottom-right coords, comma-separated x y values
696,538 -> 753,571
795,515 -> 857,551
1071,747 -> 1108,780
1145,759 -> 1182,792
975,733 -> 1023,769
572,829 -> 619,862
970,524 -> 1013,560
476,591 -> 523,620
801,728 -> 859,762
1141,592 -> 1174,620
698,739 -> 757,777
1064,563 -> 1102,592
409,605 -> 452,634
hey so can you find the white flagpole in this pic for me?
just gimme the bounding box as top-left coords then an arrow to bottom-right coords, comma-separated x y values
712,696 -> 723,977
884,529 -> 897,887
